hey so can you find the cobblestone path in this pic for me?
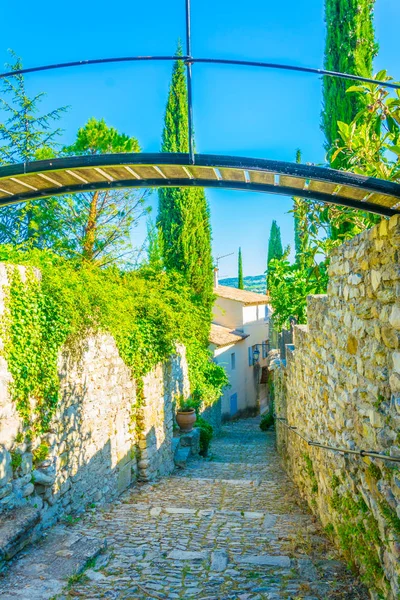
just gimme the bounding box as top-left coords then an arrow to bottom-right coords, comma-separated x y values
59,418 -> 368,600
2,418 -> 369,600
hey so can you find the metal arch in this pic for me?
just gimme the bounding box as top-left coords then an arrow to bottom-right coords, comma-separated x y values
1,55 -> 400,90
0,153 -> 399,217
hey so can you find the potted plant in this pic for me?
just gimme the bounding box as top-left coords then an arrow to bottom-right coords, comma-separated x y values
176,397 -> 197,432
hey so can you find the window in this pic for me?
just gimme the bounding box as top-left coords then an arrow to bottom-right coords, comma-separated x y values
248,346 -> 253,366
230,352 -> 236,370
230,393 -> 238,415
249,344 -> 259,366
262,341 -> 268,359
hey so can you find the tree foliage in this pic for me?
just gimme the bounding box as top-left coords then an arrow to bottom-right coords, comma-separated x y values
0,51 -> 67,245
266,220 -> 283,289
0,247 -> 228,438
157,46 -> 213,309
269,75 -> 400,331
322,0 -> 378,161
268,207 -> 329,330
293,148 -> 305,263
0,54 -> 148,267
58,118 -> 150,267
332,72 -> 400,181
267,220 -> 283,264
238,247 -> 244,289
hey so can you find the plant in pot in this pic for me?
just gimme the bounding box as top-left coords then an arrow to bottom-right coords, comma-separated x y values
176,397 -> 197,433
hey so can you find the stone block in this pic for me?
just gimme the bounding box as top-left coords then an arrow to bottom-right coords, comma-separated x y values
167,550 -> 207,561
0,506 -> 40,560
21,483 -> 35,498
179,428 -> 200,456
0,447 -> 11,486
235,554 -> 291,568
211,550 -> 228,571
32,469 -> 55,486
117,462 -> 132,493
389,305 -> 400,330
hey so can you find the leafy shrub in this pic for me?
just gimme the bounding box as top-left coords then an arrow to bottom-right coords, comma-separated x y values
33,442 -> 50,465
0,247 -> 228,440
260,409 -> 274,431
10,451 -> 22,471
176,396 -> 198,411
194,416 -> 213,456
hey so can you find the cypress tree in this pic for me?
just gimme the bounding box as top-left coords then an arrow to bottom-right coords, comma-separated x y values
157,45 -> 213,309
267,221 -> 283,265
322,0 -> 378,164
293,149 -> 302,261
238,247 -> 244,290
266,221 -> 283,290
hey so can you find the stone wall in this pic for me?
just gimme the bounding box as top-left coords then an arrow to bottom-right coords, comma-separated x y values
201,397 -> 222,434
0,265 -> 191,552
274,215 -> 400,599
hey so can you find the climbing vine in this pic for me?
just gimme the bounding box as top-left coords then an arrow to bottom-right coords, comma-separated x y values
0,247 -> 228,441
329,476 -> 389,595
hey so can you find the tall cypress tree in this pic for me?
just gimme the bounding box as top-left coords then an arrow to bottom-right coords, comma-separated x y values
157,45 -> 213,309
238,247 -> 244,290
267,221 -> 283,265
293,149 -> 302,262
266,221 -> 283,290
322,0 -> 378,163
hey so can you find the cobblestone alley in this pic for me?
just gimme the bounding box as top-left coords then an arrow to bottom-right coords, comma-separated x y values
1,418 -> 369,600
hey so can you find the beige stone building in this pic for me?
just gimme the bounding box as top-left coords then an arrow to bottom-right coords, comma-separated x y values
209,272 -> 271,420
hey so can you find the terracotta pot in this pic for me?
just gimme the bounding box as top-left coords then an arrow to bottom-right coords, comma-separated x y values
176,409 -> 196,432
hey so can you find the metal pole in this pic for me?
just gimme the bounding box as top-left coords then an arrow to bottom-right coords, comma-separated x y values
185,0 -> 195,165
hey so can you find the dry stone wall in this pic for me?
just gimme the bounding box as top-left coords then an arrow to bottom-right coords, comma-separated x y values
274,215 -> 400,600
0,265 -> 191,549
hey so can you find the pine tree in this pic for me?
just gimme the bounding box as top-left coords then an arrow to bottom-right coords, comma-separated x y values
0,51 -> 67,245
322,0 -> 378,164
62,118 -> 148,266
157,45 -> 213,309
266,221 -> 283,290
238,247 -> 244,289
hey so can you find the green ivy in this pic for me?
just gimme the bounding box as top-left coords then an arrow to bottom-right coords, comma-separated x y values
194,416 -> 213,456
10,451 -> 22,471
0,247 -> 228,441
302,453 -> 318,494
329,486 -> 387,592
379,499 -> 400,535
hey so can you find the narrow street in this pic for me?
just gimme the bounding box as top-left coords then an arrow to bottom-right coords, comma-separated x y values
1,419 -> 369,599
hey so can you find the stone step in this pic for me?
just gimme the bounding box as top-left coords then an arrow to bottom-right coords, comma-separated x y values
0,506 -> 40,570
178,428 -> 200,456
174,446 -> 191,469
0,524 -> 106,599
172,437 -> 181,459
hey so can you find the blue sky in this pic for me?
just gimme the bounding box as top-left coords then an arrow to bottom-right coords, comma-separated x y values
1,0 -> 399,276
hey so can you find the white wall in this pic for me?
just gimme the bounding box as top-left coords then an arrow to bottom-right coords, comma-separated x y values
212,294 -> 270,418
213,297 -> 245,328
214,342 -> 247,417
241,319 -> 269,414
212,319 -> 269,419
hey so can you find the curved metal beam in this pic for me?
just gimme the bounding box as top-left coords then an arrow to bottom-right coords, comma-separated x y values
0,55 -> 399,90
0,154 -> 399,217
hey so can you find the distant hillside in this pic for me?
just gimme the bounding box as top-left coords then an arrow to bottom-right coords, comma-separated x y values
219,274 -> 266,294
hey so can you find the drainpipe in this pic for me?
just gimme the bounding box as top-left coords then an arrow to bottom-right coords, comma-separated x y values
213,267 -> 219,288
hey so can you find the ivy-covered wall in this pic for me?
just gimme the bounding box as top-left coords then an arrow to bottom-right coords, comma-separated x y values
0,265 -> 191,539
274,215 -> 400,600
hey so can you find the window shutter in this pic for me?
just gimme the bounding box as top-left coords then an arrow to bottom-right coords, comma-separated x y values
248,346 -> 253,366
262,342 -> 267,359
